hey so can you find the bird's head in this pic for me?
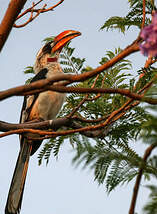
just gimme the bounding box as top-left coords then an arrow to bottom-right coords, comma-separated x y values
34,30 -> 81,73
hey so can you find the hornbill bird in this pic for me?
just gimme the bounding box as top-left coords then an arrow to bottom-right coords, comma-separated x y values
5,30 -> 81,214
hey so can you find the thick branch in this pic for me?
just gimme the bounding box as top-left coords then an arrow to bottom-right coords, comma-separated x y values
68,40 -> 139,83
0,40 -> 141,101
0,118 -> 70,132
30,85 -> 157,105
0,82 -> 157,105
0,118 -> 110,140
0,0 -> 27,51
0,96 -> 139,139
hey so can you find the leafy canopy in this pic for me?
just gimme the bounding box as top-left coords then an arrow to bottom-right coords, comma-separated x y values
24,1 -> 157,212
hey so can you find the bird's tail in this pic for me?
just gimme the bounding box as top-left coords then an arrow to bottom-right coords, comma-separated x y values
5,139 -> 32,214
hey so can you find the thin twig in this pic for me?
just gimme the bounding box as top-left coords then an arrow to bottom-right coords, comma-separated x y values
141,0 -> 146,29
14,3 -> 46,28
129,143 -> 157,214
14,0 -> 64,28
15,0 -> 43,20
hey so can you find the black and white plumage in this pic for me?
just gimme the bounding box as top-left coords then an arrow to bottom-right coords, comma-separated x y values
20,65 -> 65,155
5,30 -> 81,214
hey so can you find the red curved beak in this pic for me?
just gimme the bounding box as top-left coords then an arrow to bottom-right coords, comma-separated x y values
52,30 -> 81,53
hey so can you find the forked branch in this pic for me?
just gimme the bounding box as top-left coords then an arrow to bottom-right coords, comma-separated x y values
14,0 -> 64,28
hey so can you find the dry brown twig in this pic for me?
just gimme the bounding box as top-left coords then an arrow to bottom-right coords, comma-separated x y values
14,0 -> 64,28
14,2 -> 46,28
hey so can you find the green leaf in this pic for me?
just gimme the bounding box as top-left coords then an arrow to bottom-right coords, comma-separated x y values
42,36 -> 55,43
143,185 -> 157,214
23,66 -> 34,74
100,0 -> 152,33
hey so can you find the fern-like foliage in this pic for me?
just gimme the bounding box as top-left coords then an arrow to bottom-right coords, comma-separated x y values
100,0 -> 153,33
71,132 -> 157,192
60,48 -> 132,121
140,105 -> 157,145
72,138 -> 140,192
23,66 -> 34,84
143,185 -> 157,214
138,104 -> 157,213
70,104 -> 156,192
38,136 -> 67,165
23,33 -> 157,194
60,42 -> 85,74
37,45 -> 157,192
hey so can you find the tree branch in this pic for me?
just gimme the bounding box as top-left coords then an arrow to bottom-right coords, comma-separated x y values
0,118 -> 70,132
0,0 -> 27,51
129,143 -> 157,214
0,38 -> 141,101
15,0 -> 44,20
14,2 -> 46,28
0,81 -> 157,105
0,118 -> 111,140
14,0 -> 64,28
141,0 -> 146,29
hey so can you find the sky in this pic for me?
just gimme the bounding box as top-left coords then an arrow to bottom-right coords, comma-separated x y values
0,0 -> 152,214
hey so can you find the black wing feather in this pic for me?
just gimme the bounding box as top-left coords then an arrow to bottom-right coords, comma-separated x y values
19,68 -> 48,155
20,68 -> 48,123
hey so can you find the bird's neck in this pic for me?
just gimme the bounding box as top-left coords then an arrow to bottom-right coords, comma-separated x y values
46,61 -> 63,79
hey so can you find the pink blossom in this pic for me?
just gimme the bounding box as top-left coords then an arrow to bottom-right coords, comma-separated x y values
140,11 -> 157,57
